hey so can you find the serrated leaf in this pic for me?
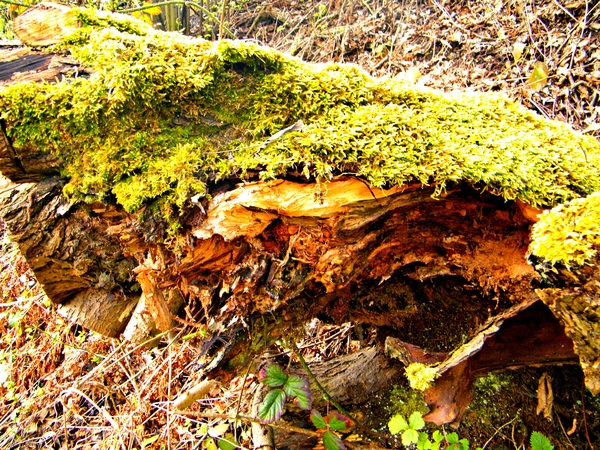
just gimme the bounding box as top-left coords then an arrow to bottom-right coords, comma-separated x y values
408,411 -> 425,430
388,414 -> 408,434
527,61 -> 549,92
530,431 -> 554,450
283,375 -> 312,410
311,409 -> 327,429
323,430 -> 345,450
217,433 -> 238,450
401,428 -> 419,446
326,412 -> 353,431
432,430 -> 443,442
258,388 -> 286,423
258,364 -> 288,387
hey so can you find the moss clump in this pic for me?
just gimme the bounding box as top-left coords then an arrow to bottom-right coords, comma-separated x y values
528,192 -> 600,268
1,7 -> 600,223
405,363 -> 440,391
388,385 -> 429,418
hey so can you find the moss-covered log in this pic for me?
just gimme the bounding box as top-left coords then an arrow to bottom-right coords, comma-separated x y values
529,192 -> 600,395
2,2 -> 600,425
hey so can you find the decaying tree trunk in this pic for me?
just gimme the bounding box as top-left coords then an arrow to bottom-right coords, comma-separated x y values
2,2 -> 600,426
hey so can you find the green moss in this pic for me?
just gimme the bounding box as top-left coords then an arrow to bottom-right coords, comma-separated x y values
388,385 -> 429,418
1,7 -> 600,226
528,192 -> 600,268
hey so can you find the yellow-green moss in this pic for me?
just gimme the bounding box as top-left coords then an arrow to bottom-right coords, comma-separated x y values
1,7 -> 600,223
405,363 -> 440,391
529,192 -> 600,267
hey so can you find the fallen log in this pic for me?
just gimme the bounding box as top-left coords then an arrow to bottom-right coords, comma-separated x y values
2,2 -> 600,426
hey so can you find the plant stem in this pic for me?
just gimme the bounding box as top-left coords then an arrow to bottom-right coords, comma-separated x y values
117,1 -> 235,38
284,338 -> 385,441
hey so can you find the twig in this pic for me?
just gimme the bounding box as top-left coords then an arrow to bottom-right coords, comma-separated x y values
176,410 -> 322,438
479,415 -> 518,450
431,0 -> 491,41
62,387 -> 127,450
581,378 -> 595,450
554,410 -> 577,450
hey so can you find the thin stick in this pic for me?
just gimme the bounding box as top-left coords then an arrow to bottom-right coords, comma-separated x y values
178,410 -> 322,438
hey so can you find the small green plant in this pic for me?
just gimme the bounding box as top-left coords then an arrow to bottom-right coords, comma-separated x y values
388,411 -> 554,450
257,363 -> 352,450
530,431 -> 553,450
257,363 -> 312,422
310,409 -> 353,450
388,411 -> 468,449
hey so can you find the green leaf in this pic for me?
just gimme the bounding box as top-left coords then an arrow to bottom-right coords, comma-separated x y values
311,410 -> 327,430
323,430 -> 345,450
402,429 -> 420,446
446,432 -> 469,450
432,430 -> 444,443
417,431 -> 433,450
408,411 -> 425,430
258,388 -> 286,423
283,375 -> 312,410
530,431 -> 554,450
258,364 -> 288,387
141,434 -> 159,448
447,432 -> 459,444
326,412 -> 353,431
217,433 -> 238,450
388,414 -> 408,434
203,437 -> 218,450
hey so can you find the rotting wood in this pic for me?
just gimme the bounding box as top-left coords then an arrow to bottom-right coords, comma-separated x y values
386,297 -> 577,425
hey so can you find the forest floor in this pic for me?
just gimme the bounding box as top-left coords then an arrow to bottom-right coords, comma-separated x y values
1,0 -> 600,448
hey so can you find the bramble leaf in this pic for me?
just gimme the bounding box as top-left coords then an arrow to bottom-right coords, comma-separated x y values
258,364 -> 288,387
258,388 -> 286,423
310,410 -> 327,430
323,430 -> 345,450
327,412 -> 353,431
283,375 -> 312,410
388,414 -> 408,434
530,431 -> 554,450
